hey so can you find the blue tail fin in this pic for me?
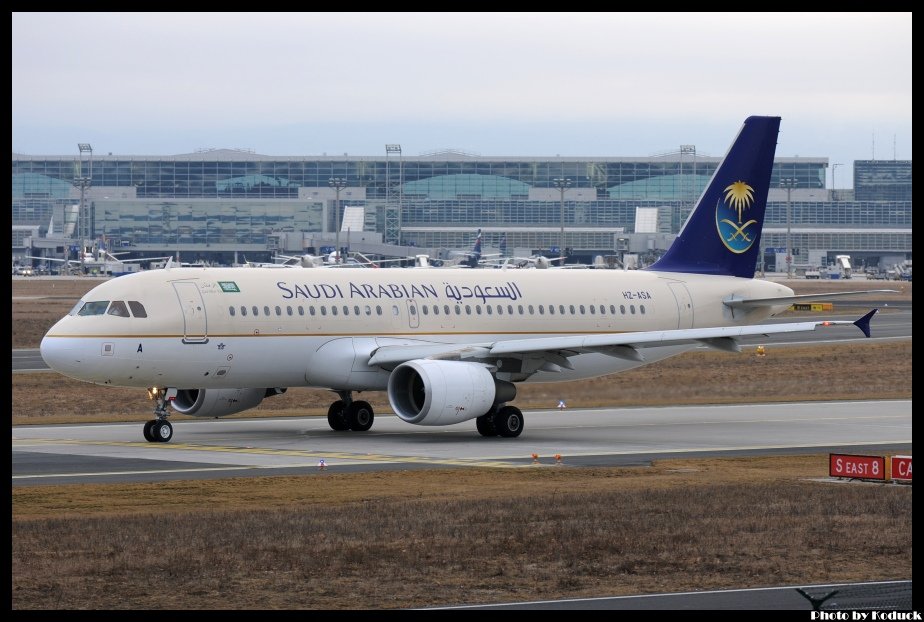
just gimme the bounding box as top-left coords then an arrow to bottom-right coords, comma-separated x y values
648,116 -> 781,278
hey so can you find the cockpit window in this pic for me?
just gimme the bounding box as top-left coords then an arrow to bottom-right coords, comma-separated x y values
77,301 -> 110,316
107,301 -> 131,317
128,301 -> 147,318
68,301 -> 84,316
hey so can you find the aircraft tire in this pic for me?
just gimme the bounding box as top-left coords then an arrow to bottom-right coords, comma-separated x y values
327,400 -> 349,431
345,400 -> 374,432
494,406 -> 524,438
143,420 -> 157,442
153,420 -> 173,443
475,413 -> 497,437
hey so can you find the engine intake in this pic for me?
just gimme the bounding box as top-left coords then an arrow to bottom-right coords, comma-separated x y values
170,388 -> 285,418
387,360 -> 515,426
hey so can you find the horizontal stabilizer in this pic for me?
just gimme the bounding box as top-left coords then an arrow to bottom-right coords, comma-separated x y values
853,308 -> 878,338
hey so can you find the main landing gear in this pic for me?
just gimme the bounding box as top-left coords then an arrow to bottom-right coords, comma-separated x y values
327,391 -> 375,432
476,404 -> 524,438
143,387 -> 174,443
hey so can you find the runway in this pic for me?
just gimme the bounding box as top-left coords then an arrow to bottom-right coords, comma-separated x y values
12,399 -> 912,485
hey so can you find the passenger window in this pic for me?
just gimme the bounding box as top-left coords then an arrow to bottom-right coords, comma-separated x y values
263,306 -> 270,316
465,305 -> 472,315
569,305 -> 575,314
286,306 -> 293,316
507,305 -> 513,315
252,306 -> 259,316
78,301 -> 110,316
579,305 -> 585,314
609,304 -> 616,314
298,306 -> 304,316
620,305 -> 626,314
422,305 -> 429,315
309,306 -> 316,316
275,306 -> 282,316
342,305 -> 349,316
599,305 -> 605,314
229,306 -> 236,317
486,305 -> 492,315
241,306 -> 248,317
640,304 -> 646,314
455,305 -> 462,316
559,305 -> 565,314
365,305 -> 372,316
376,305 -> 383,315
538,305 -> 544,315
107,301 -> 130,317
410,305 -> 417,316
589,305 -> 595,315
517,305 -> 524,314
443,305 -> 450,315
475,305 -> 482,315
354,305 -> 360,316
527,305 -> 534,315
320,306 -> 327,316
332,306 -> 338,316
630,305 -> 636,315
392,305 -> 399,316
432,305 -> 439,316
128,301 -> 148,318
496,304 -> 503,315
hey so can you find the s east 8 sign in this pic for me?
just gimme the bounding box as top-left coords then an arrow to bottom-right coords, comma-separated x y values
829,454 -> 886,480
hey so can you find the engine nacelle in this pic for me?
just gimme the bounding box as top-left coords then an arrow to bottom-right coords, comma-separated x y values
169,388 -> 285,418
387,360 -> 515,426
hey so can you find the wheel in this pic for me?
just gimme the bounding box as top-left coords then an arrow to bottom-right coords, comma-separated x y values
143,420 -> 157,442
493,405 -> 523,438
345,400 -> 374,432
153,420 -> 173,442
476,413 -> 497,437
327,400 -> 349,431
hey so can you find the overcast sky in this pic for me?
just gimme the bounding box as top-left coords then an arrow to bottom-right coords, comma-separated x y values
12,12 -> 912,188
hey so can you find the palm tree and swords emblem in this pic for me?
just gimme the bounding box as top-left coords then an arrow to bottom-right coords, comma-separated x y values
716,180 -> 758,253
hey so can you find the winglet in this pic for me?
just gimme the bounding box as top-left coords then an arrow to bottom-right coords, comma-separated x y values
853,309 -> 878,338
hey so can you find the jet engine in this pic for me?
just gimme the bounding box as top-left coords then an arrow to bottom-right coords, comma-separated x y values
387,360 -> 515,426
170,388 -> 286,418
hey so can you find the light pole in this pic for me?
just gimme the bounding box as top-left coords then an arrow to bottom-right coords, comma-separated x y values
552,178 -> 571,262
780,177 -> 797,279
831,163 -> 843,199
76,143 -> 93,275
328,177 -> 346,263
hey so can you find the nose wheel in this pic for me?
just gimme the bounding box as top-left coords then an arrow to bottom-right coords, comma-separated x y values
144,388 -> 174,443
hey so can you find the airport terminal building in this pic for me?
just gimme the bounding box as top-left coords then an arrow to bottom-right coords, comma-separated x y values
12,148 -> 911,272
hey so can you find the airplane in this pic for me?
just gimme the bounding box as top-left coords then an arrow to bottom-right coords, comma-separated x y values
40,116 -> 889,443
443,229 -> 502,268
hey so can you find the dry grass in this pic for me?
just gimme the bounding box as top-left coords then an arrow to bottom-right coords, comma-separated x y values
12,456 -> 912,609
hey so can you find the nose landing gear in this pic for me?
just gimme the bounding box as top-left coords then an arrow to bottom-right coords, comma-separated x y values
143,387 -> 175,443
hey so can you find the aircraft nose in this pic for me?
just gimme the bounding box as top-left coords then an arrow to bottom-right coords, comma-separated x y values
40,334 -> 84,376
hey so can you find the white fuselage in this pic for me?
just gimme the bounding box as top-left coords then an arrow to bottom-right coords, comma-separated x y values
40,266 -> 793,391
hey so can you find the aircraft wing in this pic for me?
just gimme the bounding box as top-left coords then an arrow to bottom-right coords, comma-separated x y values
25,256 -> 78,264
724,291 -> 898,309
367,310 -> 878,369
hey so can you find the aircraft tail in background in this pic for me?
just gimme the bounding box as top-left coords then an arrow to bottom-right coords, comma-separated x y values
648,116 -> 781,279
